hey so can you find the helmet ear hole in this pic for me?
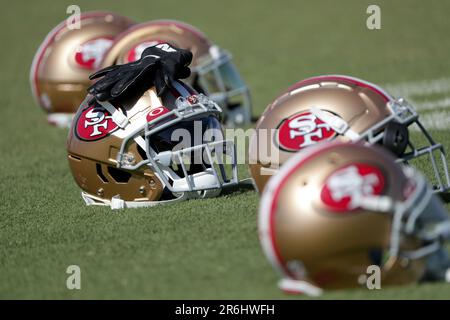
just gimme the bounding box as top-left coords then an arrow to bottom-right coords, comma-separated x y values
107,166 -> 132,183
383,121 -> 409,157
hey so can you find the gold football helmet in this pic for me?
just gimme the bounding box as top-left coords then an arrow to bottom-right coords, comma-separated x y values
100,20 -> 252,127
67,80 -> 238,209
249,75 -> 450,193
30,11 -> 134,127
259,142 -> 450,296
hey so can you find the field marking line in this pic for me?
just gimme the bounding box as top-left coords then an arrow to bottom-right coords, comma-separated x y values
381,77 -> 450,130
385,77 -> 450,98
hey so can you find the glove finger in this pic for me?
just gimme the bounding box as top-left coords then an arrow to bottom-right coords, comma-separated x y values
91,69 -> 133,93
87,80 -> 111,95
94,91 -> 113,102
88,68 -> 126,95
89,65 -> 120,80
116,61 -> 159,96
179,49 -> 193,66
134,59 -> 159,81
176,66 -> 191,79
91,53 -> 156,82
160,56 -> 191,80
155,68 -> 170,97
87,76 -> 117,97
110,74 -> 135,98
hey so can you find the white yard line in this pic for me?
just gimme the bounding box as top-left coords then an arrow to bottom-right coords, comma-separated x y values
382,77 -> 450,129
414,110 -> 450,131
385,77 -> 450,98
414,98 -> 450,111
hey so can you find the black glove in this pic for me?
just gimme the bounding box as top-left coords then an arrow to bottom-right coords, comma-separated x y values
88,43 -> 193,102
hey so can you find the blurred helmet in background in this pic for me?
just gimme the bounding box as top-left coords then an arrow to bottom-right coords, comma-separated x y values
100,19 -> 252,128
258,142 -> 450,296
249,75 -> 450,193
30,11 -> 135,127
67,80 -> 238,209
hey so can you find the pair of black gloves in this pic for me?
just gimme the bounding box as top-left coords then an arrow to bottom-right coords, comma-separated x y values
88,43 -> 193,102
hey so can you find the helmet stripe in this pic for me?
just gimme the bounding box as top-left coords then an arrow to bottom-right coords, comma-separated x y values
284,75 -> 392,102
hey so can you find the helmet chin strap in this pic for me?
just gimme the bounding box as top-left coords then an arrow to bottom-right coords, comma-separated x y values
97,100 -> 129,128
171,169 -> 223,192
81,177 -> 254,210
80,168 -> 240,210
310,107 -> 360,141
81,190 -> 213,210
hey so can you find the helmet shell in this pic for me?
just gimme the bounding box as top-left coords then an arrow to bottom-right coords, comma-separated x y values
30,12 -> 134,116
259,142 -> 425,291
249,75 -> 393,192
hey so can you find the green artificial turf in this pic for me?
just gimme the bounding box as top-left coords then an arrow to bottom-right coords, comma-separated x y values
0,0 -> 450,299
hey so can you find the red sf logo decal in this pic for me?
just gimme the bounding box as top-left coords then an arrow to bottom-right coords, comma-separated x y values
146,106 -> 170,122
126,40 -> 164,63
74,38 -> 113,69
277,111 -> 336,151
187,95 -> 199,105
320,163 -> 385,212
75,104 -> 118,141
